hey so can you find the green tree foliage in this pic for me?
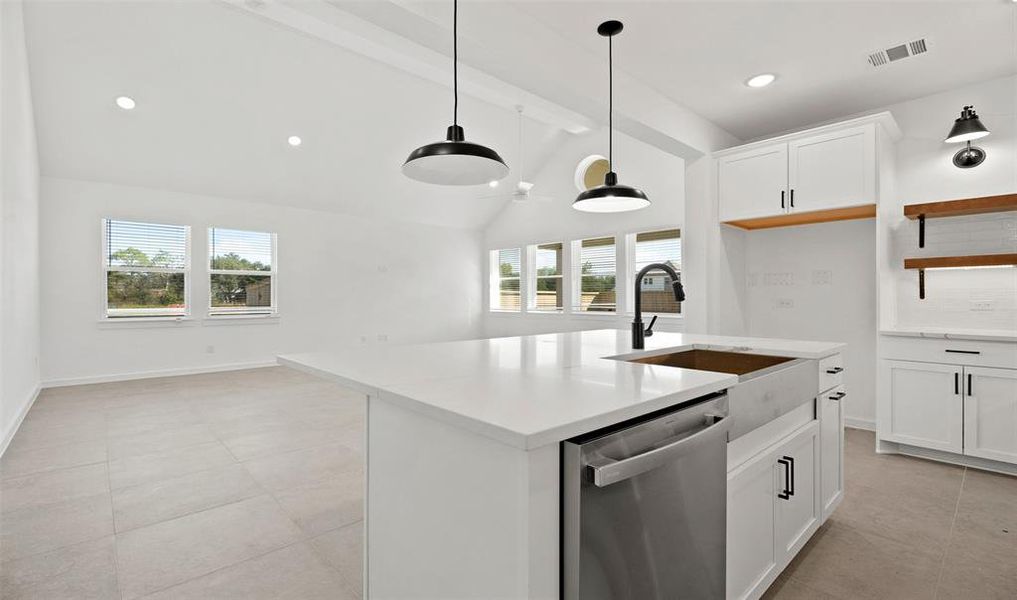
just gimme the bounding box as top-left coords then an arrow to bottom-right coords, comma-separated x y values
107,248 -> 184,309
210,252 -> 271,307
581,260 -> 614,293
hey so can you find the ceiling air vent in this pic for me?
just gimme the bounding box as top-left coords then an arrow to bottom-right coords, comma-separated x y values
868,38 -> 928,68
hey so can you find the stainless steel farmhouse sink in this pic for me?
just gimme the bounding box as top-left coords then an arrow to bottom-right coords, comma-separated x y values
618,347 -> 818,440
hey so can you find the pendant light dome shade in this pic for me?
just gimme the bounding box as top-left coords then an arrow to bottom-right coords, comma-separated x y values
573,20 -> 649,213
573,172 -> 651,213
403,125 -> 509,185
945,105 -> 990,143
402,0 -> 508,186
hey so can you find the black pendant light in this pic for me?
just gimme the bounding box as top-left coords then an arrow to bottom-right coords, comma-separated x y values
573,20 -> 650,213
945,105 -> 990,169
402,0 -> 509,185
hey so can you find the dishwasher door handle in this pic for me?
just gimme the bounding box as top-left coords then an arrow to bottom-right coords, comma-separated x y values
587,416 -> 732,487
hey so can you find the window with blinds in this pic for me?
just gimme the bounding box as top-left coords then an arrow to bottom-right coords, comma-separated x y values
209,227 -> 277,315
493,248 -> 521,311
635,228 -> 681,314
532,242 -> 563,311
577,236 -> 616,312
103,219 -> 190,318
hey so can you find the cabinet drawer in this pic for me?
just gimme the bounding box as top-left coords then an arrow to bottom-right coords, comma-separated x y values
818,354 -> 844,393
880,336 -> 1017,369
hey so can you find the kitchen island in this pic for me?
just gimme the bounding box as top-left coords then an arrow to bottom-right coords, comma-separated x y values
280,329 -> 846,600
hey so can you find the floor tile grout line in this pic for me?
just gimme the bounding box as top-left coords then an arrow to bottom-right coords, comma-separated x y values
932,466 -> 966,600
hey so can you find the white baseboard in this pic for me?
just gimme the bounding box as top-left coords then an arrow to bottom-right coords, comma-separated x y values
845,417 -> 875,431
0,384 -> 41,458
41,360 -> 278,388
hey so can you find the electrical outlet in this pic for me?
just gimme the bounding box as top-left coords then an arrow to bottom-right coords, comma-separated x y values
377,265 -> 389,273
746,273 -> 759,288
776,298 -> 794,309
970,301 -> 995,312
811,270 -> 833,285
377,334 -> 389,342
360,336 -> 368,343
205,345 -> 215,354
763,272 -> 793,287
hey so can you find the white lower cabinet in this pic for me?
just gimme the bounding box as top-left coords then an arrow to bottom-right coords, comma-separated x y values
879,359 -> 1017,466
727,421 -> 821,600
963,366 -> 1017,464
820,386 -> 845,518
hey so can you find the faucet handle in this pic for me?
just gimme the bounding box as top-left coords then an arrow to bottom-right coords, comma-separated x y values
644,315 -> 658,337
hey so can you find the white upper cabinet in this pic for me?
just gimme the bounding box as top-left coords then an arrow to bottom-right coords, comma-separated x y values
787,125 -> 875,213
715,114 -> 896,228
963,366 -> 1017,465
718,143 -> 788,222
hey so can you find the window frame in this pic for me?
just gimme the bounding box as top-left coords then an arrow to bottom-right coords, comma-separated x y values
490,247 -> 523,312
628,227 -> 683,318
528,241 -> 565,313
572,235 -> 618,314
207,227 -> 278,317
100,218 -> 192,320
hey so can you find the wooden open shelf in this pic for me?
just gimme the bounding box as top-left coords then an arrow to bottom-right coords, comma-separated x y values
903,253 -> 1017,299
904,254 -> 1017,270
724,204 -> 876,230
904,193 -> 1017,220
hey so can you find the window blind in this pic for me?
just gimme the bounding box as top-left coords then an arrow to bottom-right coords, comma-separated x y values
209,228 -> 273,271
635,229 -> 681,271
578,237 -> 616,312
106,220 -> 187,269
534,242 -> 563,311
580,237 -> 615,276
497,248 -> 521,278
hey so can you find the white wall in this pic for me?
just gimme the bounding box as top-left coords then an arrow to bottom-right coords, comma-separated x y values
481,129 -> 688,338
40,177 -> 483,385
741,75 -> 1017,428
1,0 -> 42,452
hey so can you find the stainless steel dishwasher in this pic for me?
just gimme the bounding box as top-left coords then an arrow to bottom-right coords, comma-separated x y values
562,392 -> 730,600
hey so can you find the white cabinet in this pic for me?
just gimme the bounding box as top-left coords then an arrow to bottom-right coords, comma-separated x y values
879,360 -> 963,453
716,120 -> 880,226
718,143 -> 788,222
963,366 -> 1017,464
727,421 -> 821,600
787,126 -> 875,213
820,386 -> 845,519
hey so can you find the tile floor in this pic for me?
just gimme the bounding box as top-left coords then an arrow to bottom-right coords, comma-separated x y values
765,429 -> 1017,600
1,368 -> 1015,599
1,367 -> 364,599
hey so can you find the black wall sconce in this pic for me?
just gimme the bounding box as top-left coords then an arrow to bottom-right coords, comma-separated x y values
945,105 -> 990,168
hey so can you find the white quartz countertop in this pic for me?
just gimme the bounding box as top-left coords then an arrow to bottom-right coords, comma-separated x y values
880,328 -> 1017,343
279,329 -> 844,450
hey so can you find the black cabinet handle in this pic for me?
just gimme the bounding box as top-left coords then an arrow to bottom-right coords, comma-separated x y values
968,373 -> 973,396
790,189 -> 795,208
829,391 -> 846,401
954,373 -> 959,395
945,349 -> 980,355
781,190 -> 785,209
786,455 -> 795,496
826,367 -> 844,374
777,458 -> 791,500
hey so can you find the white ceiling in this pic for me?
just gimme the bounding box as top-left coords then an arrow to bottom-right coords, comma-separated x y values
22,1 -> 1017,229
22,0 -> 562,230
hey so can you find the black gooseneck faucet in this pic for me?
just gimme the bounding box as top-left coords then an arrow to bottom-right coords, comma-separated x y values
632,263 -> 685,350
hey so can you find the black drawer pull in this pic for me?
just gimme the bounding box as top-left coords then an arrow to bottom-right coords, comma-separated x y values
954,372 -> 960,395
777,458 -> 792,500
968,373 -> 973,396
945,349 -> 981,355
829,391 -> 846,401
825,367 -> 844,374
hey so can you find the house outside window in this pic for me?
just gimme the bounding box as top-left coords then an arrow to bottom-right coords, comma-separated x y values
634,228 -> 681,314
103,219 -> 189,318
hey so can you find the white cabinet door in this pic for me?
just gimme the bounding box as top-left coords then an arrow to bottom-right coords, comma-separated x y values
880,360 -> 963,453
787,125 -> 875,213
774,426 -> 819,559
718,143 -> 788,222
820,386 -> 845,519
727,449 -> 777,600
963,366 -> 1017,465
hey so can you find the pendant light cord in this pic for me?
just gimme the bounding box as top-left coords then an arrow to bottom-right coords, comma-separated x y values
608,34 -> 613,171
453,0 -> 458,127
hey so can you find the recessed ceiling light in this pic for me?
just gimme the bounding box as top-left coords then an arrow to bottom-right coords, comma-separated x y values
287,135 -> 302,147
746,73 -> 776,88
488,180 -> 499,188
115,96 -> 136,110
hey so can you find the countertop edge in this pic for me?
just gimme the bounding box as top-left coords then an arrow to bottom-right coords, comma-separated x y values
879,329 -> 1017,343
